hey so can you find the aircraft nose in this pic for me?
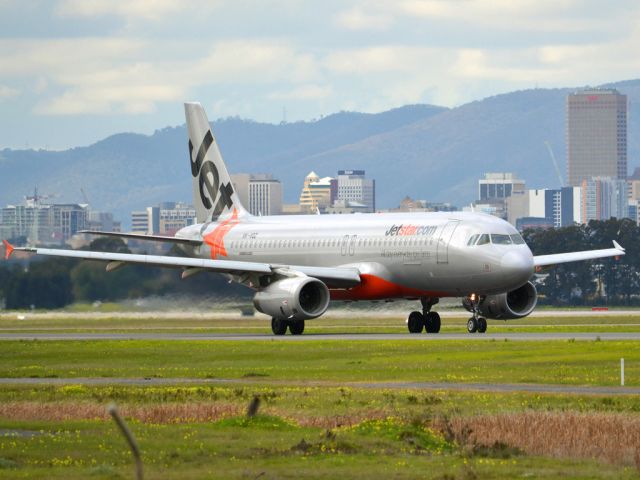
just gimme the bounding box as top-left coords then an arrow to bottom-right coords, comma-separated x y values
500,250 -> 534,283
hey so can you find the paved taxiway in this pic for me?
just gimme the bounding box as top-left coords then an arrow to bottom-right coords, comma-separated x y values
0,376 -> 636,395
1,332 -> 640,341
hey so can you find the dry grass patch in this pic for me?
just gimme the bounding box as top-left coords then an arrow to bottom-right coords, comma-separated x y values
0,401 -> 242,423
439,412 -> 640,466
0,400 -> 392,429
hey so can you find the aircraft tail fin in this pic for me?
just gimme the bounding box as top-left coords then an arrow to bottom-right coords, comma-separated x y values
184,102 -> 250,223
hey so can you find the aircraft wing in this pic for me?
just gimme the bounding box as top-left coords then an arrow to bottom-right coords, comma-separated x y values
79,230 -> 202,245
2,241 -> 361,288
533,241 -> 625,267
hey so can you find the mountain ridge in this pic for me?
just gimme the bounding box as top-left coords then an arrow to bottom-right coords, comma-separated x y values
1,80 -> 639,227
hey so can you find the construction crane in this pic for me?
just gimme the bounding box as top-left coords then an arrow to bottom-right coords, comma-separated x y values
544,141 -> 564,188
80,187 -> 90,206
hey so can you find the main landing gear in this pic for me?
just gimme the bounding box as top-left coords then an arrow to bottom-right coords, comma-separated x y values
407,297 -> 441,334
271,317 -> 305,336
466,294 -> 487,334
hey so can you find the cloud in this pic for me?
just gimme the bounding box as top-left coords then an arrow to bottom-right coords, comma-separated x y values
2,1 -> 640,125
323,45 -> 447,75
193,40 -> 318,84
56,0 -> 187,21
36,84 -> 184,115
335,7 -> 392,31
268,84 -> 333,100
0,38 -> 146,76
0,85 -> 19,99
6,36 -> 321,115
398,0 -> 622,32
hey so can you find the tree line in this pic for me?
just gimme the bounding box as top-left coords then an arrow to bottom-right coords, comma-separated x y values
522,218 -> 640,306
0,219 -> 638,309
0,238 -> 250,309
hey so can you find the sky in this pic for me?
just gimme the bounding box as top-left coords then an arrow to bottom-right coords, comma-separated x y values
0,0 -> 639,149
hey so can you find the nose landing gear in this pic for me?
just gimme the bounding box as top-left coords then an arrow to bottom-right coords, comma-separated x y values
466,294 -> 487,334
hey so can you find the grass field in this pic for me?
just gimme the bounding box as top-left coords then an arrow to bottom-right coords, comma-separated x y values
0,338 -> 638,386
2,312 -> 640,478
1,385 -> 640,479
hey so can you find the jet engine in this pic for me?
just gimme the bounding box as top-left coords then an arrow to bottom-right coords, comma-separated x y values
253,277 -> 330,321
463,281 -> 538,320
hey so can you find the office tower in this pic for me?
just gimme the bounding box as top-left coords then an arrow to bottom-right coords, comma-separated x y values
567,89 -> 627,186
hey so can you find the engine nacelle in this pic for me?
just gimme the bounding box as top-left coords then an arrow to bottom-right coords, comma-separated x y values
463,281 -> 538,320
253,277 -> 330,321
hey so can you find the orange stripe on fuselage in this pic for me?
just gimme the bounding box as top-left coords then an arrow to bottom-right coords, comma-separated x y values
330,273 -> 447,301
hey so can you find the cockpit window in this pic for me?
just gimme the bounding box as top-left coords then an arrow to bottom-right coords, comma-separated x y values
476,234 -> 490,245
510,233 -> 526,245
467,234 -> 480,246
491,234 -> 512,245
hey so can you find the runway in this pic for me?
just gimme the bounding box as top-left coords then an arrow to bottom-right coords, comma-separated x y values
0,376 -> 636,395
1,332 -> 640,341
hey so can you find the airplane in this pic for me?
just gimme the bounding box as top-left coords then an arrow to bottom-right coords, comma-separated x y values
2,102 -> 626,335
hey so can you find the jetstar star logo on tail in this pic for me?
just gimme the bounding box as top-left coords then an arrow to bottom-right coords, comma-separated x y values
203,208 -> 239,259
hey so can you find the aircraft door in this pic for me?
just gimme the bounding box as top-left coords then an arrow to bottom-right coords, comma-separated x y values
340,235 -> 357,256
340,235 -> 349,256
436,221 -> 460,264
348,235 -> 357,256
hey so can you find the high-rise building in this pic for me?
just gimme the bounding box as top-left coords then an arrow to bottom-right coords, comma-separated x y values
580,177 -> 628,223
131,203 -> 196,235
159,202 -> 196,235
86,211 -> 121,233
475,173 -> 525,220
627,167 -> 640,201
336,170 -> 375,213
567,89 -> 627,186
0,194 -> 87,244
299,171 -> 335,213
628,200 -> 640,226
478,173 -> 525,201
131,207 -> 159,235
249,178 -> 282,216
231,174 -> 283,216
526,187 -> 581,228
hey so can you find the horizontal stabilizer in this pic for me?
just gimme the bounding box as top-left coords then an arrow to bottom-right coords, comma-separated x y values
2,239 -> 14,260
79,230 -> 201,245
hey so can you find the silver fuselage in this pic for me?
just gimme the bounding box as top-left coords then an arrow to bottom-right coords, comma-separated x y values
176,211 -> 534,300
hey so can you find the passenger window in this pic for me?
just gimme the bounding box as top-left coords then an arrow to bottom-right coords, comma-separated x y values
476,234 -> 490,245
467,234 -> 479,246
491,234 -> 512,245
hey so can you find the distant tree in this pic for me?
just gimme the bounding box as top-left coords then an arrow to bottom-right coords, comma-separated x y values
524,219 -> 639,306
4,258 -> 75,309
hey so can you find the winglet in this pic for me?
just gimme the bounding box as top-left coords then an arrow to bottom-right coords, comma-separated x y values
613,240 -> 625,252
2,240 -> 14,260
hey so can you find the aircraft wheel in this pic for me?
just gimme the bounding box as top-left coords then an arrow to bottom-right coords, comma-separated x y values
271,317 -> 288,335
407,311 -> 424,333
477,317 -> 487,333
425,312 -> 441,334
289,320 -> 305,335
467,317 -> 478,334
